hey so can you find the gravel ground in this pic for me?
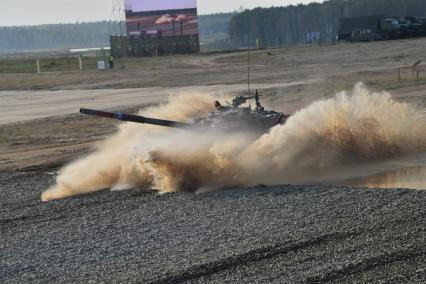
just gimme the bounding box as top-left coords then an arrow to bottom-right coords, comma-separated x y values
1,171 -> 425,283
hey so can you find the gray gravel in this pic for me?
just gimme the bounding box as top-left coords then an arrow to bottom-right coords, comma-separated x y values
1,171 -> 425,283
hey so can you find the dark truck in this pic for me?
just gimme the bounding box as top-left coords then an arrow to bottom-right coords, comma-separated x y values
338,15 -> 426,42
399,17 -> 426,37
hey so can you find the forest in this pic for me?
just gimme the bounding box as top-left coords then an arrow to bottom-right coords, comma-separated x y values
229,0 -> 426,47
198,13 -> 235,51
0,14 -> 233,53
0,22 -> 111,53
1,0 -> 426,53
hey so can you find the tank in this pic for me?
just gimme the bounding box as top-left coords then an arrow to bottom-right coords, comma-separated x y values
80,90 -> 290,133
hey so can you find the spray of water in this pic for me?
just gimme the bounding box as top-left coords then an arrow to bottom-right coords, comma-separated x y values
41,84 -> 426,201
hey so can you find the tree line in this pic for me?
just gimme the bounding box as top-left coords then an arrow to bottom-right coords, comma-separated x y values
229,0 -> 426,48
0,22 -> 111,53
198,13 -> 235,51
198,12 -> 235,37
3,0 -> 424,54
0,14 -> 234,54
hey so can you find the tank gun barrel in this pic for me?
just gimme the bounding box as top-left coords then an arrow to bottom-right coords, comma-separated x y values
80,108 -> 191,129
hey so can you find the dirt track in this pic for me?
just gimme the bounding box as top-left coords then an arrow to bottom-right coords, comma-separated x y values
1,38 -> 426,282
0,81 -> 315,124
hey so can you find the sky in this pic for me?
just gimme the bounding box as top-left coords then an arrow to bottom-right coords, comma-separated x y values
0,0 -> 324,27
125,0 -> 196,13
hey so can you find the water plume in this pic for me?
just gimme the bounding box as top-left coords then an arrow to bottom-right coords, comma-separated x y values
42,84 -> 426,201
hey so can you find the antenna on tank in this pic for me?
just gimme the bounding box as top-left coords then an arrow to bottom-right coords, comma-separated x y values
247,30 -> 251,108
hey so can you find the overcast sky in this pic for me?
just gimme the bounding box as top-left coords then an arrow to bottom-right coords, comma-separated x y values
125,0 -> 196,12
0,0 -> 324,27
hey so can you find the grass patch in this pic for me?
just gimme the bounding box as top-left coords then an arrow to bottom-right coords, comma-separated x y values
0,58 -> 37,73
0,56 -> 99,73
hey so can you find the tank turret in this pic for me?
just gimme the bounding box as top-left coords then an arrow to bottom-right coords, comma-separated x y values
80,90 -> 290,133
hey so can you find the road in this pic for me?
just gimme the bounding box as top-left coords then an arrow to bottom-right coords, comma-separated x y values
1,171 -> 424,283
0,82 -> 313,125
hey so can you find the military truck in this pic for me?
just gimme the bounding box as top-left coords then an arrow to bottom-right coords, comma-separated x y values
338,15 -> 426,42
399,17 -> 426,37
338,15 -> 398,41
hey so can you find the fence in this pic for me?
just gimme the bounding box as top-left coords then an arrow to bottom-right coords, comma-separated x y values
397,62 -> 426,81
0,56 -> 99,73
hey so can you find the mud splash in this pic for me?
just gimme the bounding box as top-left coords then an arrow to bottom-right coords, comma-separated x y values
42,84 -> 426,201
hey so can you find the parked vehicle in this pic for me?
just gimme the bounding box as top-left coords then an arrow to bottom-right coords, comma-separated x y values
339,15 -> 426,42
